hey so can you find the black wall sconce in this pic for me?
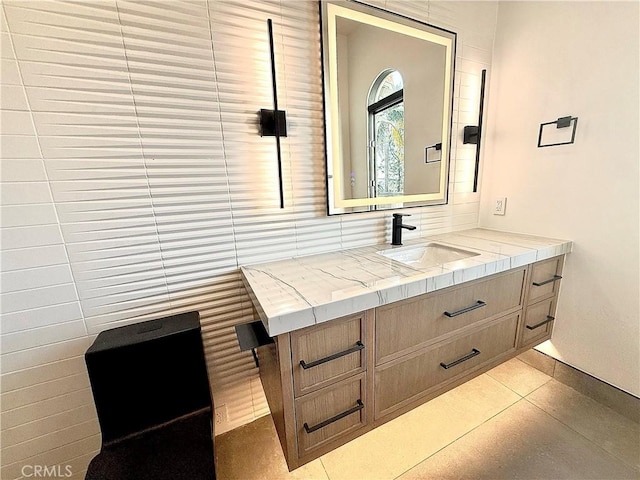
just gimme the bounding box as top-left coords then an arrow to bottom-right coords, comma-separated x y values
537,116 -> 578,148
259,19 -> 286,209
462,69 -> 487,193
259,109 -> 287,137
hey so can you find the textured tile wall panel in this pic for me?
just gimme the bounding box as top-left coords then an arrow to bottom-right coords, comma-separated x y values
0,135 -> 42,158
1,387 -> 94,431
0,302 -> 83,334
1,160 -> 48,182
0,319 -> 86,353
0,0 -> 497,475
0,205 -> 58,228
0,58 -> 21,85
1,417 -> 100,470
0,434 -> 101,480
1,403 -> 97,448
0,245 -> 70,272
0,182 -> 53,205
1,356 -> 87,393
0,371 -> 91,413
1,263 -> 75,293
0,337 -> 93,376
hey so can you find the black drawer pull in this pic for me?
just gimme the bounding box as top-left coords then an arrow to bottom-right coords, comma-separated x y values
303,399 -> 364,434
440,348 -> 481,369
526,315 -> 555,330
532,275 -> 562,287
299,341 -> 364,370
444,300 -> 486,318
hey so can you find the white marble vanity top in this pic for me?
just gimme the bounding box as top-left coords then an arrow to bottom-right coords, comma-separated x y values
240,228 -> 572,336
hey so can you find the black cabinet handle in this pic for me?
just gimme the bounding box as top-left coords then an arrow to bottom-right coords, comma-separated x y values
303,400 -> 364,434
444,300 -> 486,318
526,316 -> 555,330
440,348 -> 481,369
299,341 -> 364,370
532,275 -> 562,287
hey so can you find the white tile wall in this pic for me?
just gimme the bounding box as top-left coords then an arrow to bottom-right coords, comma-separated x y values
0,1 -> 497,478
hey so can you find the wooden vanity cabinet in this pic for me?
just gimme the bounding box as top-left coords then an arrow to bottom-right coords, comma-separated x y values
291,313 -> 367,397
375,312 -> 520,419
257,256 -> 564,470
375,267 -> 526,365
373,267 -> 526,420
519,256 -> 564,349
257,311 -> 375,469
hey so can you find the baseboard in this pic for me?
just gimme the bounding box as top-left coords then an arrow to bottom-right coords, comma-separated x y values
517,349 -> 639,424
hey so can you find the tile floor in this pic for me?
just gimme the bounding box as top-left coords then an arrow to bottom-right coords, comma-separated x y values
215,357 -> 640,480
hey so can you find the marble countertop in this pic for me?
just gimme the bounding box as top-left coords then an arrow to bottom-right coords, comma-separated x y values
240,228 -> 572,336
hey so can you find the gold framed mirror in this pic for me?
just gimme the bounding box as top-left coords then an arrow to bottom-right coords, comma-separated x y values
321,1 -> 456,214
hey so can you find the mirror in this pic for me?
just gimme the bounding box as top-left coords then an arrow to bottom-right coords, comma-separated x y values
321,1 -> 456,214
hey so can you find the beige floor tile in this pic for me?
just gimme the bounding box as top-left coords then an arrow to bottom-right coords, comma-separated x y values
526,379 -> 640,470
319,374 -> 520,480
487,357 -> 552,396
215,414 -> 329,480
397,399 -> 638,480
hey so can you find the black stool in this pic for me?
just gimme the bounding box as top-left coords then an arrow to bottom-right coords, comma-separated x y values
85,312 -> 216,480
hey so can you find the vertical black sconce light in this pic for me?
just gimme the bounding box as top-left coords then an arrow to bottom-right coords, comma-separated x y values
259,19 -> 287,209
463,69 -> 487,193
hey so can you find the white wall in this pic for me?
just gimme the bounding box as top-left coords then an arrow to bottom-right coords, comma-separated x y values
0,1 -> 497,478
480,1 -> 639,396
343,21 -> 446,198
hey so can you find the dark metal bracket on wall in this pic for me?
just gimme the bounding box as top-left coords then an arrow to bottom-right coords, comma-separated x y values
537,116 -> 578,148
425,142 -> 442,163
259,18 -> 287,209
462,69 -> 487,193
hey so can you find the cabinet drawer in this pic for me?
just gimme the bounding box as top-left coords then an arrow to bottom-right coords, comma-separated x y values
375,313 -> 519,419
528,256 -> 564,305
295,373 -> 368,456
521,297 -> 556,348
291,313 -> 366,397
376,268 -> 525,365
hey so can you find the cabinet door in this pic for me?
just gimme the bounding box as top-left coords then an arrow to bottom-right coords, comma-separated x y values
375,313 -> 519,419
520,297 -> 556,348
295,373 -> 368,456
376,268 -> 525,365
528,256 -> 564,305
291,313 -> 366,397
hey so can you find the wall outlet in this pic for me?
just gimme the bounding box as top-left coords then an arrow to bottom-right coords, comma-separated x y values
215,404 -> 227,425
493,197 -> 507,215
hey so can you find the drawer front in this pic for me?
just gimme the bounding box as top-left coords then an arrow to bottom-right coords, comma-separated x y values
376,268 -> 525,365
521,297 -> 556,347
291,314 -> 366,397
295,373 -> 367,456
528,256 -> 564,304
375,313 -> 519,419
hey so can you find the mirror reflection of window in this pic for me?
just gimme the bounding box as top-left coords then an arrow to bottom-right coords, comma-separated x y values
368,70 -> 405,199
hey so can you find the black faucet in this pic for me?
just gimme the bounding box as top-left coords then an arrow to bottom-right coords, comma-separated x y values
391,213 -> 416,246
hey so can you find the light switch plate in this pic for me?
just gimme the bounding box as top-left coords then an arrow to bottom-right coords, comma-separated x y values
493,197 -> 506,215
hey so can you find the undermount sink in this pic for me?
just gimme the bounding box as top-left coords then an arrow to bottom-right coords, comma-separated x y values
377,242 -> 480,269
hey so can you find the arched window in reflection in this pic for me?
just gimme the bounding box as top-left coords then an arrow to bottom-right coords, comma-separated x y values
368,69 -> 405,198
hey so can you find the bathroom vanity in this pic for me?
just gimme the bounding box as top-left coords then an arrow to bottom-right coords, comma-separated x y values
241,229 -> 571,470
